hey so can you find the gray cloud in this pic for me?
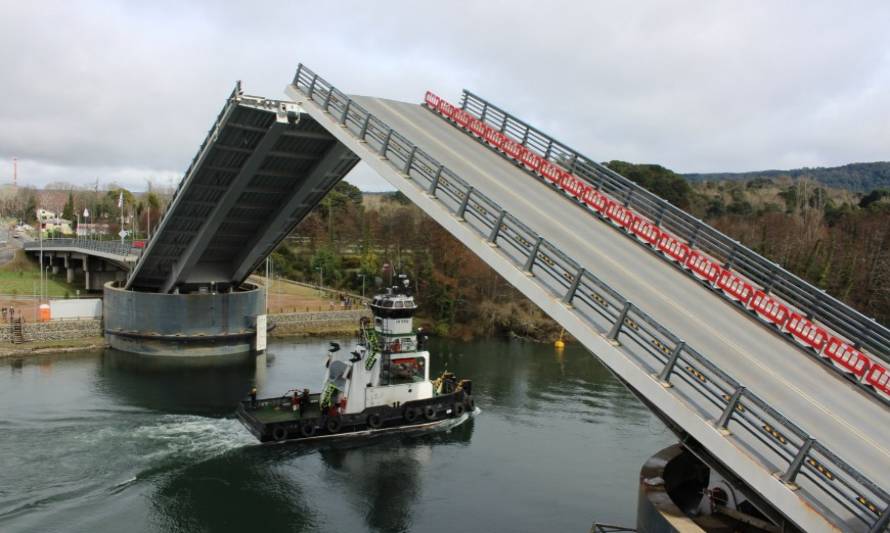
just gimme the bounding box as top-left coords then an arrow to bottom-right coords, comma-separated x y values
1,0 -> 888,191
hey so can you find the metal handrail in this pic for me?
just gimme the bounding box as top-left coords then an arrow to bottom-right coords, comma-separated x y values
458,90 -> 890,364
23,238 -> 141,259
291,63 -> 889,532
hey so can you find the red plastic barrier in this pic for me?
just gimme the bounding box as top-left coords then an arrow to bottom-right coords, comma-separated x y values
452,108 -> 472,128
560,172 -> 586,198
630,216 -> 661,246
502,138 -> 524,160
519,149 -> 544,172
484,128 -> 507,149
657,234 -> 691,263
785,313 -> 830,352
685,251 -> 723,284
133,240 -> 146,249
716,270 -> 754,305
750,291 -> 790,328
424,91 -> 441,109
581,187 -> 608,213
540,161 -> 562,184
824,338 -> 871,377
437,100 -> 456,118
468,118 -> 486,138
866,363 -> 890,397
605,202 -> 634,229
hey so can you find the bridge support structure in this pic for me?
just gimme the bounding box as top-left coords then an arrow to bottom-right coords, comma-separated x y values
103,281 -> 266,357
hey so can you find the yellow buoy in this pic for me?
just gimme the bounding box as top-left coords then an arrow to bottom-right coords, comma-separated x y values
554,328 -> 565,349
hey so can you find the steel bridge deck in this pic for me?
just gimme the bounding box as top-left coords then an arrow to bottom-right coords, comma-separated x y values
345,94 -> 889,484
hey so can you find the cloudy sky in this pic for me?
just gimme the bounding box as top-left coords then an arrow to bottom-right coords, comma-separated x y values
1,1 -> 888,192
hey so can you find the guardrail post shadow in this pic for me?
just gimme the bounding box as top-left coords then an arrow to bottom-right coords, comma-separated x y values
523,236 -> 543,274
457,187 -> 473,220
607,301 -> 632,344
656,341 -> 685,387
488,210 -> 506,245
428,165 -> 443,197
562,267 -> 585,306
779,437 -> 814,489
716,386 -> 745,435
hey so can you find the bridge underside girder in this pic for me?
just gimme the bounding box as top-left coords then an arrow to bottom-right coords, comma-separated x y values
126,87 -> 359,292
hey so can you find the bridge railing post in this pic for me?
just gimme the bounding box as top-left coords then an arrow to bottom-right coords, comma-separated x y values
524,236 -> 543,273
308,74 -> 318,99
488,210 -> 506,244
562,267 -> 585,305
379,129 -> 393,157
428,165 -> 443,196
457,187 -> 474,220
402,146 -> 417,175
607,301 -> 632,341
780,437 -> 814,486
870,506 -> 890,533
359,114 -> 371,141
716,386 -> 745,431
323,88 -> 333,111
340,99 -> 351,125
656,341 -> 685,385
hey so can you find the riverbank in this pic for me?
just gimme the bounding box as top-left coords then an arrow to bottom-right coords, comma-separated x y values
0,309 -> 369,359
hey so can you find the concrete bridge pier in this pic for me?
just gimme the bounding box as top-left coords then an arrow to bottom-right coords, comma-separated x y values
103,282 -> 267,357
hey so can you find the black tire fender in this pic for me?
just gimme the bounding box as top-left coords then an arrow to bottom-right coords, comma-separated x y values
453,402 -> 465,417
300,422 -> 316,438
325,416 -> 342,433
367,413 -> 383,429
272,426 -> 288,442
467,398 -> 475,412
404,407 -> 419,423
423,405 -> 436,421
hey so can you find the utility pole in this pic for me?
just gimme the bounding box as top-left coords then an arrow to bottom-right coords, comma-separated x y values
12,157 -> 17,187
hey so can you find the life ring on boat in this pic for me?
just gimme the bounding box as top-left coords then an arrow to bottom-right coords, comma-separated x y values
404,407 -> 419,423
367,413 -> 383,429
453,402 -> 465,417
300,422 -> 316,438
325,417 -> 343,433
423,405 -> 436,421
272,426 -> 288,442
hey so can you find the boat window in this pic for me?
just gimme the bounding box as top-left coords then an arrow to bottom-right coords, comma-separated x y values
390,356 -> 425,385
383,300 -> 393,308
394,301 -> 404,308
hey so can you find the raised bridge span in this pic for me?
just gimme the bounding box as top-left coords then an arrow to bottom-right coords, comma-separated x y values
56,64 -> 890,531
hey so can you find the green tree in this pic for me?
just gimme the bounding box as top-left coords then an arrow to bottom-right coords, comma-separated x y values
61,192 -> 75,222
605,160 -> 693,209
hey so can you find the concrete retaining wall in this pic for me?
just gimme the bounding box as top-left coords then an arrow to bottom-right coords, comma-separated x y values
270,309 -> 369,336
1,319 -> 103,343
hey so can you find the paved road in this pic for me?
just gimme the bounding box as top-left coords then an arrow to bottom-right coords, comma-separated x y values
351,96 -> 890,489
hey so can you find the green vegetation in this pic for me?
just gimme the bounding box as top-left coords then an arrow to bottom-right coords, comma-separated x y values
0,250 -> 79,297
267,181 -> 559,340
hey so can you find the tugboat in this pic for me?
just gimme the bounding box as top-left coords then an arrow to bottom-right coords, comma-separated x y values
237,275 -> 475,443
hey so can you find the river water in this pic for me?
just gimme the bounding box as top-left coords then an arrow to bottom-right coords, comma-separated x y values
0,338 -> 673,532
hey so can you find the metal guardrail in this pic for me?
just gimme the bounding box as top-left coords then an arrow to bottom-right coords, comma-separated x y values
23,238 -> 141,260
292,63 -> 889,532
459,90 -> 890,364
